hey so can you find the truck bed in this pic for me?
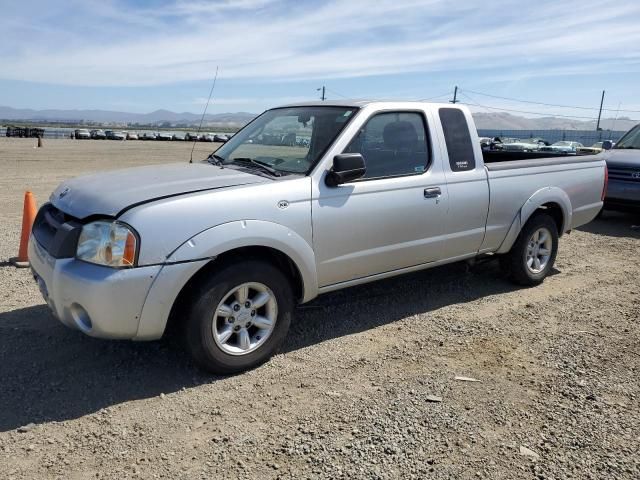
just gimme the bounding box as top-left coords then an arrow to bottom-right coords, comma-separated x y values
481,150 -> 605,253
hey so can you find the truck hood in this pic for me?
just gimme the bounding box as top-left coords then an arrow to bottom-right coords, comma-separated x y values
50,162 -> 268,219
604,149 -> 640,168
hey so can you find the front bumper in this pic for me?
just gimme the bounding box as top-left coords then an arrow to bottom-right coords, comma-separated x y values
604,180 -> 640,211
28,236 -> 162,339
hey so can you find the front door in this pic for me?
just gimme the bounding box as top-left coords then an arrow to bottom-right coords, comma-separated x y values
312,110 -> 448,287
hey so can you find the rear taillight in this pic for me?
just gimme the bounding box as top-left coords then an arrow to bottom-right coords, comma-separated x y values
602,164 -> 608,201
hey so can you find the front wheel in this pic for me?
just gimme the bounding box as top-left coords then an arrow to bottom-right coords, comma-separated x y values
501,212 -> 559,286
185,260 -> 293,374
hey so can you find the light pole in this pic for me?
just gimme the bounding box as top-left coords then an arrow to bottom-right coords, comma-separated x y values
450,86 -> 458,104
596,90 -> 605,131
317,86 -> 326,101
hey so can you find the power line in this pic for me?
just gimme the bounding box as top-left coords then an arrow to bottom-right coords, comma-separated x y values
324,87 -> 351,99
325,88 -> 454,103
417,91 -> 453,101
462,88 -> 598,111
458,92 -> 598,121
461,88 -> 640,114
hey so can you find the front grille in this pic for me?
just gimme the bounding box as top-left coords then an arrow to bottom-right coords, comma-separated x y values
608,166 -> 640,182
32,203 -> 82,258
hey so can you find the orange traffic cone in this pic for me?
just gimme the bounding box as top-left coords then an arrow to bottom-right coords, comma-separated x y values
11,191 -> 37,268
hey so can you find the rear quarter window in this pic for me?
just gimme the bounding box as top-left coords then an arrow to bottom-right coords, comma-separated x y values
439,108 -> 475,172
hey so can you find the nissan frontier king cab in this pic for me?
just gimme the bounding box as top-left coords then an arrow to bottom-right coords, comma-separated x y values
29,101 -> 607,373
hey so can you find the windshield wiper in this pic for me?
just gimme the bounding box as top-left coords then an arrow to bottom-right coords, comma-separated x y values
230,157 -> 282,177
207,153 -> 226,166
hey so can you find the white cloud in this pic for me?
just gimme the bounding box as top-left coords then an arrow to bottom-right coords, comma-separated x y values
1,0 -> 639,87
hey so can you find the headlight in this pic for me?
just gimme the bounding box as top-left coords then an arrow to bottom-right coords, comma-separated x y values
76,220 -> 138,268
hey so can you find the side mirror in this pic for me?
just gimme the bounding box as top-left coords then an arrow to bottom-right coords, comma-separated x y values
325,154 -> 366,187
602,140 -> 613,150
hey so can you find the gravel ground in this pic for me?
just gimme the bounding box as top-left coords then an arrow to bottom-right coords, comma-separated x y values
0,137 -> 639,479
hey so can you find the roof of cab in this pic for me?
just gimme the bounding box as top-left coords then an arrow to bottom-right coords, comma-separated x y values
277,99 -> 456,109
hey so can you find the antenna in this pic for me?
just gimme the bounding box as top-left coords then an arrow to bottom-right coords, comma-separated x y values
190,66 -> 219,163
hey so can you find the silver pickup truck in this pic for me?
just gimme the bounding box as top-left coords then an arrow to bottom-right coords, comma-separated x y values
29,101 -> 606,373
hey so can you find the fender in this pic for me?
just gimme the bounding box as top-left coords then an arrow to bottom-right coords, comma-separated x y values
167,220 -> 318,302
496,186 -> 572,254
134,220 -> 318,340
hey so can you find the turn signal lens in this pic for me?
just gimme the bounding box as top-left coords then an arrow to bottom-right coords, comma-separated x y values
123,231 -> 136,266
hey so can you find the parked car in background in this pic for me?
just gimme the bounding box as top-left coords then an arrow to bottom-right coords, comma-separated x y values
172,133 -> 186,141
213,134 -> 228,143
127,132 -> 139,140
540,141 -> 583,153
140,132 -> 157,141
578,144 -> 602,154
90,129 -> 106,140
6,126 -> 45,138
501,138 -> 547,152
479,137 -> 493,149
602,124 -> 640,212
185,132 -> 200,141
156,132 -> 172,141
105,130 -> 125,140
200,133 -> 214,142
479,137 -> 504,151
74,129 -> 90,139
490,137 -> 520,151
30,101 -> 606,374
578,142 -> 615,154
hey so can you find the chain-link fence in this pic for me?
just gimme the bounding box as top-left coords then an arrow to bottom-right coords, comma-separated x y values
3,124 -> 632,145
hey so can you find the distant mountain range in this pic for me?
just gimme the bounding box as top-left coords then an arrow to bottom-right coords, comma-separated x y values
0,106 -> 255,127
472,112 -> 638,132
0,105 -> 637,131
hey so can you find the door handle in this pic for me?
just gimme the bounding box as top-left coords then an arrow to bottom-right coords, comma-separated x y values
424,187 -> 442,198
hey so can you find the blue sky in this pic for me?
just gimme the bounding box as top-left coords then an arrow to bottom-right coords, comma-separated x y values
1,0 -> 639,119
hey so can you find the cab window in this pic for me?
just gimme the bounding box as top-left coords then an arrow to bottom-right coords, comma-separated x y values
344,112 -> 430,179
439,108 -> 475,172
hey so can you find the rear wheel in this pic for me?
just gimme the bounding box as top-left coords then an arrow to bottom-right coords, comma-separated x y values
185,260 -> 293,374
501,212 -> 559,286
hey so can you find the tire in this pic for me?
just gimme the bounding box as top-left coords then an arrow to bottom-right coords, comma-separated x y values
185,260 -> 294,374
500,212 -> 559,286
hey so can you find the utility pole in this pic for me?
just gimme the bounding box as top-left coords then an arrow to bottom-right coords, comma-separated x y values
596,90 -> 605,131
450,86 -> 458,104
317,86 -> 326,101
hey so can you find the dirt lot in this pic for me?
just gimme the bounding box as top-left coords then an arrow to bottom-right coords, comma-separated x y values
0,137 -> 639,479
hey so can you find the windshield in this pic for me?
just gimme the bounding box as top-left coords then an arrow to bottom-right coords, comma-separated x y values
615,124 -> 640,149
212,106 -> 358,174
553,141 -> 572,146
